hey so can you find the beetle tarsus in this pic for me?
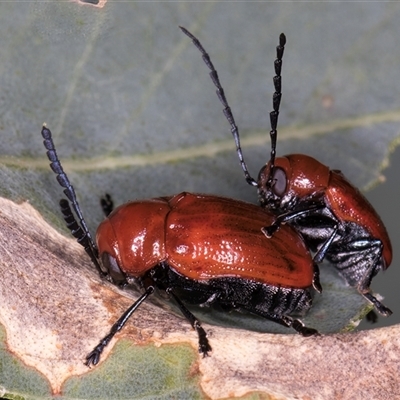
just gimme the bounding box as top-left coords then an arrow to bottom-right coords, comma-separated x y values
83,288 -> 155,366
290,319 -> 319,337
363,292 -> 393,316
85,345 -> 104,367
84,328 -> 120,367
168,289 -> 212,356
365,309 -> 378,323
101,193 -> 114,217
198,328 -> 212,357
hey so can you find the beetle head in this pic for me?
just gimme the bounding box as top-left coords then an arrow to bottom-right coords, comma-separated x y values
258,154 -> 330,212
96,217 -> 127,285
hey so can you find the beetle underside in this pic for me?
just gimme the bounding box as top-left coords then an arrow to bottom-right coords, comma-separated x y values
149,262 -> 314,317
85,261 -> 318,366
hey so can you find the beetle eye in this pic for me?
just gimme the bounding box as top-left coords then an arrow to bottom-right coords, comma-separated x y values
272,167 -> 287,197
101,253 -> 126,284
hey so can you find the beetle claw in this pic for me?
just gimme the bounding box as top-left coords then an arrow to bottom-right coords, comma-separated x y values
363,292 -> 393,316
301,327 -> 319,337
199,343 -> 212,357
291,319 -> 319,337
84,341 -> 107,367
84,351 -> 100,367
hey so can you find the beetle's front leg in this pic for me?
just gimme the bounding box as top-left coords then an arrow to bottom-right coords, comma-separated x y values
261,203 -> 325,238
85,286 -> 155,367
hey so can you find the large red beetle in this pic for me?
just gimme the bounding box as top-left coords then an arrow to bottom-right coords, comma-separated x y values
42,125 -> 320,367
181,27 -> 393,317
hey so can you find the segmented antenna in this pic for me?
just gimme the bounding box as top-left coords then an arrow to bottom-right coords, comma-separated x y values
266,33 -> 286,190
179,26 -> 257,187
41,125 -> 104,276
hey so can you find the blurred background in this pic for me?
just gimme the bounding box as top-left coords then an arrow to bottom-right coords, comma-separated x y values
0,2 -> 399,329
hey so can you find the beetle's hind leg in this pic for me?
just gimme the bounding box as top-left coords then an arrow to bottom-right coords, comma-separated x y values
329,237 -> 392,316
235,284 -> 319,336
249,310 -> 319,337
284,316 -> 319,336
363,292 -> 392,316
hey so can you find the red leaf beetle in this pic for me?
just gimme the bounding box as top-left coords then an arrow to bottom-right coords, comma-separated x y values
180,27 -> 393,317
41,98 -> 321,364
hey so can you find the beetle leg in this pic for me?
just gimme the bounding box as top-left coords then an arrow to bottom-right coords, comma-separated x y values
312,262 -> 322,293
289,318 -> 319,336
85,286 -> 154,367
262,203 -> 325,238
328,236 -> 392,316
167,288 -> 212,356
356,248 -> 393,317
313,225 -> 339,263
363,292 -> 392,317
100,193 -> 114,216
365,309 -> 378,323
252,312 -> 318,337
198,292 -> 220,308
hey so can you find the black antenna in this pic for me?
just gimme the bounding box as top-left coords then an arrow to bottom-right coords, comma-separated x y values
41,125 -> 105,277
179,26 -> 257,187
266,33 -> 286,190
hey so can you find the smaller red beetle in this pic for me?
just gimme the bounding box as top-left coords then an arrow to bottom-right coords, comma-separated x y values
42,124 -> 320,367
181,27 -> 393,317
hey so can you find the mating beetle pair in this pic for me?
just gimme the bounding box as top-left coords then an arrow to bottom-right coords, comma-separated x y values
182,27 -> 393,317
42,27 -> 391,367
42,124 -> 320,366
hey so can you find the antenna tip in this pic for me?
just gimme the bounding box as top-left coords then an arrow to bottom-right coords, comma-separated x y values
279,33 -> 286,46
179,26 -> 190,36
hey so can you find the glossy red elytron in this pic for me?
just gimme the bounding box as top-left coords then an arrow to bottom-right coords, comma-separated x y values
97,192 -> 314,287
181,26 -> 393,317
